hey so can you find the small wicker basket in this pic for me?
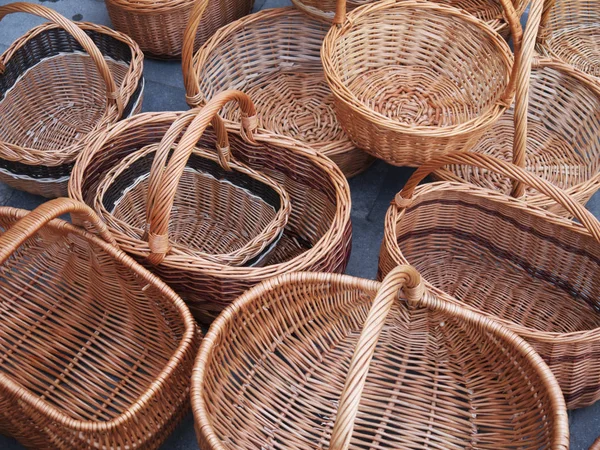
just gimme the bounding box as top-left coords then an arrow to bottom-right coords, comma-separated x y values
105,0 -> 254,59
435,0 -> 600,217
380,152 -> 600,409
70,90 -> 352,322
183,4 -> 373,178
192,266 -> 569,449
0,198 -> 200,449
321,0 -> 521,167
0,2 -> 144,198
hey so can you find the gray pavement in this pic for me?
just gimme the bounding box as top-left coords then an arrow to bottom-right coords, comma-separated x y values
0,0 -> 598,448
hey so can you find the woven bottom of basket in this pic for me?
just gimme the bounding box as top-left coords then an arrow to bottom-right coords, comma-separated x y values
543,24 -> 600,78
219,71 -> 373,178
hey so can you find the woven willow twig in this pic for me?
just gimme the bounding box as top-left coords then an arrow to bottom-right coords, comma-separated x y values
0,2 -> 143,197
192,266 -> 569,449
435,0 -> 600,217
105,0 -> 253,59
380,151 -> 600,409
321,0 -> 521,167
0,198 -> 200,449
183,5 -> 373,178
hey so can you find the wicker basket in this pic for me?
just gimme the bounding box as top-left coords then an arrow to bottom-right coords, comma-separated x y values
291,0 -> 522,39
183,5 -> 374,179
536,0 -> 600,78
380,152 -> 600,409
0,2 -> 144,198
70,90 -> 352,323
321,0 -> 521,167
106,0 -> 254,59
192,266 -> 569,449
0,198 -> 200,449
435,0 -> 600,217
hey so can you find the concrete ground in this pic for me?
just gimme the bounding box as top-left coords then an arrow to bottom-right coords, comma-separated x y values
0,0 -> 599,448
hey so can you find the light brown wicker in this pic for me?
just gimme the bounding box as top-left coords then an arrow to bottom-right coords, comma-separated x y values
591,437 -> 600,450
0,2 -> 144,198
435,0 -> 600,217
380,152 -> 600,409
537,0 -> 600,79
321,0 -> 521,167
192,266 -> 569,449
105,0 -> 254,59
0,198 -> 200,449
70,90 -> 352,323
291,0 -> 522,39
183,5 -> 374,179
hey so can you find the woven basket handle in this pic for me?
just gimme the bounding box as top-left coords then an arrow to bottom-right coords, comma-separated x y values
144,90 -> 258,265
329,265 -> 426,450
397,152 -> 600,243
0,2 -> 123,115
182,0 -> 211,105
0,198 -> 117,265
537,0 -> 556,45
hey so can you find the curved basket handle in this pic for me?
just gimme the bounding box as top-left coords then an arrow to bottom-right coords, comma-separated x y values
537,0 -> 556,45
329,265 -> 425,450
145,89 -> 258,265
0,2 -> 122,115
397,152 -> 600,243
0,198 -> 117,265
182,0 -> 211,105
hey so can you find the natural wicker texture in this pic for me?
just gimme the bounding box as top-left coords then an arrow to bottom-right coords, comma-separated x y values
105,0 -> 254,59
321,0 -> 520,167
380,152 -> 600,409
591,437 -> 600,450
537,0 -> 600,78
436,0 -> 600,217
192,266 -> 569,449
184,6 -> 373,179
0,198 -> 200,449
0,2 -> 144,198
70,91 -> 352,322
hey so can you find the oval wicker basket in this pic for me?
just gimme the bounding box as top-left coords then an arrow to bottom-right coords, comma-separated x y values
536,0 -> 600,79
192,266 -> 569,449
435,0 -> 600,217
380,152 -> 600,409
0,198 -> 200,450
183,5 -> 373,179
0,2 -> 144,198
70,90 -> 352,323
321,0 -> 520,167
291,0 -> 522,39
105,0 -> 254,59
91,102 -> 291,268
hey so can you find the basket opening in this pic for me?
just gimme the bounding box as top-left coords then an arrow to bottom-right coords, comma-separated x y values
396,190 -> 600,334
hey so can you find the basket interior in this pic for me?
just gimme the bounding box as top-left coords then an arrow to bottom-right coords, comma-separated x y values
396,188 -> 600,334
328,3 -> 511,127
199,276 -> 558,448
0,214 -> 187,422
0,27 -> 131,152
101,147 -> 282,259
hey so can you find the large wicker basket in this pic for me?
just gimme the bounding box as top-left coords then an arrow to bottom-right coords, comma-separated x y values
0,2 -> 144,198
70,91 -> 352,323
183,4 -> 373,179
380,152 -> 600,409
106,0 -> 254,59
192,266 -> 569,449
291,0 -> 522,39
0,198 -> 200,449
536,0 -> 600,79
321,0 -> 520,167
435,0 -> 600,217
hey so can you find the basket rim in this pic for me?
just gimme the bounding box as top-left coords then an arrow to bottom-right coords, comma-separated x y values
385,180 -> 600,343
0,206 -> 198,431
191,270 -> 568,450
105,0 -> 195,13
0,21 -> 144,165
69,111 -> 351,280
321,0 -> 515,136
